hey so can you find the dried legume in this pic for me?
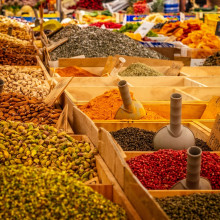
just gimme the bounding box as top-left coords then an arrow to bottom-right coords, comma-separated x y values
156,193 -> 220,220
0,120 -> 98,182
0,165 -> 126,219
127,150 -> 220,190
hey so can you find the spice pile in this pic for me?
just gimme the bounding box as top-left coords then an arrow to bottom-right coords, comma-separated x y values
111,127 -> 211,151
0,16 -> 31,41
90,22 -> 122,29
0,120 -> 98,181
0,66 -> 49,99
0,33 -> 37,55
119,63 -> 163,76
0,165 -> 126,219
79,89 -> 164,120
56,66 -> 98,77
127,150 -> 220,190
204,51 -> 220,66
156,193 -> 220,220
49,25 -> 81,42
50,27 -> 165,60
75,0 -> 103,10
0,93 -> 61,125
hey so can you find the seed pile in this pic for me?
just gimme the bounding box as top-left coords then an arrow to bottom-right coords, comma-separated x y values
127,150 -> 220,190
50,25 -> 81,42
111,127 -> 211,151
119,63 -> 163,76
50,27 -> 166,60
0,121 -> 98,182
0,165 -> 126,219
0,93 -> 61,125
111,127 -> 155,151
203,51 -> 220,66
79,89 -> 164,120
156,193 -> 220,220
0,33 -> 37,55
0,66 -> 49,99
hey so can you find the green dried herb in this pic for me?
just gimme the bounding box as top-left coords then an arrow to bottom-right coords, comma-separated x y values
119,62 -> 163,76
0,165 -> 127,219
156,193 -> 220,220
0,120 -> 98,182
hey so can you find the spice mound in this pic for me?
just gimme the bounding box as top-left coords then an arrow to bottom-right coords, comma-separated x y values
119,63 -> 163,76
111,127 -> 211,152
203,51 -> 220,66
0,65 -> 49,99
156,193 -> 220,220
0,93 -> 61,125
0,121 -> 98,182
50,26 -> 166,60
56,66 -> 99,77
127,150 -> 219,190
79,89 -> 163,120
111,127 -> 155,151
0,165 -> 126,219
49,24 -> 81,42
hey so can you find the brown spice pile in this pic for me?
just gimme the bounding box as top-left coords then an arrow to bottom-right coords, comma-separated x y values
56,66 -> 99,77
79,89 -> 164,120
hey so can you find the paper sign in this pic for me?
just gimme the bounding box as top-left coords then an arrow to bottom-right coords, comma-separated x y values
122,14 -> 127,26
180,12 -> 185,22
44,77 -> 73,107
101,24 -> 106,29
134,22 -> 154,38
190,59 -> 205,67
55,105 -> 68,131
47,37 -> 68,52
207,114 -> 220,150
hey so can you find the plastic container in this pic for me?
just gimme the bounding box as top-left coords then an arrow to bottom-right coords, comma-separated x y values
204,14 -> 220,34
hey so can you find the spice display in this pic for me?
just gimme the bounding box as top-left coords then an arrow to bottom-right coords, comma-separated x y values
0,120 -> 98,181
0,165 -> 126,219
0,16 -> 31,41
75,0 -> 103,10
156,193 -> 220,220
82,14 -> 115,24
0,93 -> 61,125
0,66 -> 49,99
111,127 -> 211,151
56,66 -> 99,77
50,27 -> 166,60
90,22 -> 122,29
119,63 -> 163,76
79,89 -> 164,120
127,150 -> 220,190
0,49 -> 37,66
144,14 -> 167,23
203,51 -> 220,66
49,24 -> 81,42
0,33 -> 37,55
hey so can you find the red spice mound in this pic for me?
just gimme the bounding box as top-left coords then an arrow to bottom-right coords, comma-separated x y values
56,66 -> 99,77
127,149 -> 220,190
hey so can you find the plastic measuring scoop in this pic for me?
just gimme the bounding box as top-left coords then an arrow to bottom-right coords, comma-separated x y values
171,146 -> 212,190
114,80 -> 146,120
153,93 -> 195,150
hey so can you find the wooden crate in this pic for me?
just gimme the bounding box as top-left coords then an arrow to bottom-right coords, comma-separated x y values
193,119 -> 214,132
72,135 -> 140,220
180,66 -> 220,77
190,76 -> 220,87
54,76 -> 205,87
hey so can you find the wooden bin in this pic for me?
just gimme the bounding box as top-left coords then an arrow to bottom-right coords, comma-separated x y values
62,86 -> 220,102
70,134 -> 141,220
180,66 -> 220,77
54,76 -> 206,87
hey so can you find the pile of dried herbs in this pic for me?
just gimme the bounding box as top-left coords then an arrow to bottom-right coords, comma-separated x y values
50,27 -> 166,60
0,165 -> 127,219
203,51 -> 220,66
49,25 -> 81,42
156,193 -> 220,219
119,62 -> 163,76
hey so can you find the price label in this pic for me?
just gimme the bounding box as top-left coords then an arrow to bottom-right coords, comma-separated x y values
180,12 -> 185,22
208,114 -> 220,150
134,22 -> 155,38
190,59 -> 205,67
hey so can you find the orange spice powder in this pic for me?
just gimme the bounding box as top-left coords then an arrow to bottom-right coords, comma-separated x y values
79,89 -> 165,120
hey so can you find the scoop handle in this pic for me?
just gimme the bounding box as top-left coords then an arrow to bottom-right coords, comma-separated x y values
118,80 -> 133,112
